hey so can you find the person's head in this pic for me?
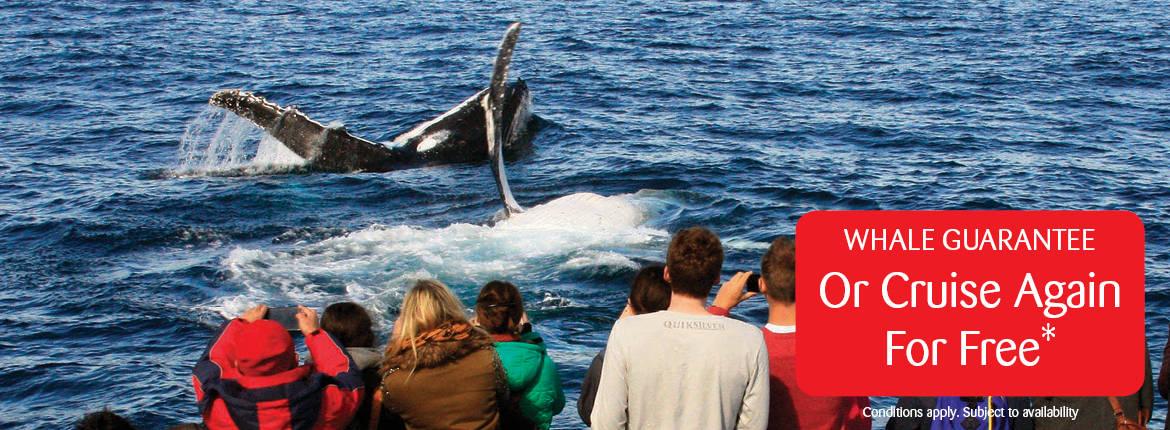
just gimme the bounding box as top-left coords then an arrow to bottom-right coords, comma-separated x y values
233,319 -> 296,376
664,226 -> 724,299
628,264 -> 671,315
474,280 -> 525,335
76,409 -> 136,430
321,302 -> 376,348
386,279 -> 469,373
760,236 -> 796,305
392,279 -> 468,346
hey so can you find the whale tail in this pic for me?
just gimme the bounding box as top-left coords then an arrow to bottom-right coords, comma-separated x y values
485,22 -> 526,218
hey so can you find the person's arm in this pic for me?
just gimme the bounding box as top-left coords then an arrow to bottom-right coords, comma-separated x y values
299,306 -> 364,428
708,305 -> 730,316
1140,346 -> 1153,423
846,396 -> 872,430
192,305 -> 265,412
577,349 -> 605,426
735,334 -> 770,430
549,359 -> 566,416
590,323 -> 630,430
712,272 -> 758,315
1159,324 -> 1169,400
526,352 -> 566,428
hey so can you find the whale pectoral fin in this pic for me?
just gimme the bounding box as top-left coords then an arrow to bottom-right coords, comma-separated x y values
486,22 -> 525,217
210,89 -> 402,172
268,108 -> 329,160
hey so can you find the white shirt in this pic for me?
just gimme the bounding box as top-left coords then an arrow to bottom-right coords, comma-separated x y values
591,310 -> 770,430
764,323 -> 795,334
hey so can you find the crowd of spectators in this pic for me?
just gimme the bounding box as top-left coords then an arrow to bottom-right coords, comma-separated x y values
76,227 -> 1164,430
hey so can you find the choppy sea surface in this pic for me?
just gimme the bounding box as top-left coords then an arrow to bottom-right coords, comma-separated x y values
2,1 -> 1168,428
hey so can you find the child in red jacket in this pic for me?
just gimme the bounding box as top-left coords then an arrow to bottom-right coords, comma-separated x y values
193,305 -> 363,430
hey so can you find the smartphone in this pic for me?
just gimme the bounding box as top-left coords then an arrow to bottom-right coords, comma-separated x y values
745,273 -> 761,293
264,306 -> 302,331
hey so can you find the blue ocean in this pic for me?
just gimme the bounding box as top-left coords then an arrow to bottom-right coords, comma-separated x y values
2,1 -> 1168,428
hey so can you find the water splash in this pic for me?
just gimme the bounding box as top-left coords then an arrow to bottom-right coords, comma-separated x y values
207,191 -> 679,324
171,106 -> 306,177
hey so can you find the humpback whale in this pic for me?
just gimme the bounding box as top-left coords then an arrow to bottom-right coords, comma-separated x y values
207,25 -> 533,172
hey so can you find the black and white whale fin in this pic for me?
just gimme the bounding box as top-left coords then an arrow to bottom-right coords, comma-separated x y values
485,22 -> 525,217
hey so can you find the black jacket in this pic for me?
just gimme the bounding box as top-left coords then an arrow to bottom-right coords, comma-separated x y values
576,348 -> 605,427
885,397 -> 1034,430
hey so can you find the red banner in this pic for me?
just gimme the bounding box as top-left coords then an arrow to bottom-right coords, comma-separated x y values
795,210 -> 1145,396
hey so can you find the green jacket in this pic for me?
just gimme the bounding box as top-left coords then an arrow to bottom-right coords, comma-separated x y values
495,331 -> 566,430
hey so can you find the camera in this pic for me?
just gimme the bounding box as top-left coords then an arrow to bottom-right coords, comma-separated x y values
745,273 -> 761,293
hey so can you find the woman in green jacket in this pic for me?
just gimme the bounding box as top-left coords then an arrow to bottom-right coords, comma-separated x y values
475,280 -> 566,430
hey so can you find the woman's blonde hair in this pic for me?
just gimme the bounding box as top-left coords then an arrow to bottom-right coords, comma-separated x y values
386,279 -> 468,372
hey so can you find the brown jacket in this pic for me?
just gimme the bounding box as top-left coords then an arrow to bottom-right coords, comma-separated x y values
380,325 -> 507,430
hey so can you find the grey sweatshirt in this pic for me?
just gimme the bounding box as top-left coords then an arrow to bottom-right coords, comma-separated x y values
590,310 -> 770,430
346,346 -> 382,371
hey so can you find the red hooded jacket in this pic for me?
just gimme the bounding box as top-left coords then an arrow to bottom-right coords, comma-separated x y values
192,318 -> 365,430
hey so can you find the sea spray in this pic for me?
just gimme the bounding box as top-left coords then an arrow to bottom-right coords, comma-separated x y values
173,106 -> 306,177
210,191 -> 681,322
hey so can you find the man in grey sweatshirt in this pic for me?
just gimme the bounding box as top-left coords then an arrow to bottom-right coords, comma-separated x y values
591,227 -> 770,429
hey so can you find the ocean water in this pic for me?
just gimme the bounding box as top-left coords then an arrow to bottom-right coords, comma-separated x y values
2,1 -> 1169,428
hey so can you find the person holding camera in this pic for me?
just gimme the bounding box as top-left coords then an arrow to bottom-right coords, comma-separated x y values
591,227 -> 770,430
710,236 -> 870,430
191,304 -> 364,430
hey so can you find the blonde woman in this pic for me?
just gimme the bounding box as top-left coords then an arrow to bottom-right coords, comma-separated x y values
378,279 -> 507,430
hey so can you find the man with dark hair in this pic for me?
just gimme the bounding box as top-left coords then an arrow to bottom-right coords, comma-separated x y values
664,226 -> 725,297
592,227 -> 770,430
76,409 -> 136,430
712,236 -> 870,430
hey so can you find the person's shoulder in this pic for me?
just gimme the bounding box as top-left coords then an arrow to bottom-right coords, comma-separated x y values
722,316 -> 765,338
605,312 -> 672,346
590,348 -> 605,365
458,345 -> 501,373
624,310 -> 667,323
496,340 -> 544,363
609,311 -> 664,332
715,319 -> 767,355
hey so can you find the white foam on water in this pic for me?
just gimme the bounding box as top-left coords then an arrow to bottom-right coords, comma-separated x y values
209,191 -> 673,326
171,107 -> 307,177
722,237 -> 773,251
559,250 -> 639,272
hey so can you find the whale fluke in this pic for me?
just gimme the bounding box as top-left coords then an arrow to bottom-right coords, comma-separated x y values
485,22 -> 525,218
